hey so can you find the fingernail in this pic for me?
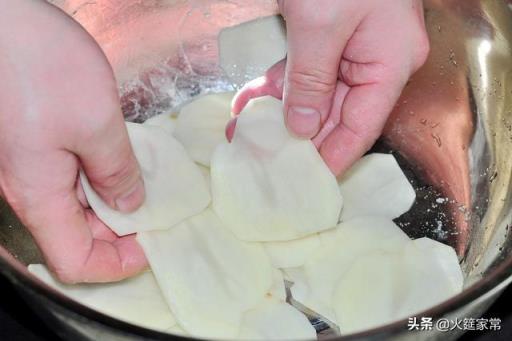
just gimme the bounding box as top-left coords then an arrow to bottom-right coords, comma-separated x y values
287,106 -> 321,138
115,179 -> 145,213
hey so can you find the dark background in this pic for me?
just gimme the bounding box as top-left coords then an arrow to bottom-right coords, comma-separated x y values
0,275 -> 511,341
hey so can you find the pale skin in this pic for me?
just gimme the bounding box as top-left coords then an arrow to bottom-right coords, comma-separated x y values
0,0 -> 429,283
228,0 -> 430,175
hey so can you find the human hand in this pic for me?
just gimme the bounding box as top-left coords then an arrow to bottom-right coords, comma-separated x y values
228,0 -> 429,176
0,1 -> 147,283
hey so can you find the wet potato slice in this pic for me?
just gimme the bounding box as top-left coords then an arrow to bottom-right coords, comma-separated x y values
174,92 -> 234,167
338,153 -> 416,221
81,122 -> 210,236
28,265 -> 177,332
136,209 -> 273,339
211,96 -> 343,242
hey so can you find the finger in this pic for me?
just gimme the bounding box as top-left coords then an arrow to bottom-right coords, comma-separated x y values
227,80 -> 349,145
228,60 -> 286,142
320,79 -> 405,176
28,189 -> 146,283
75,112 -> 145,213
312,81 -> 350,148
279,1 -> 355,138
84,209 -> 118,242
231,59 -> 286,115
225,117 -> 237,142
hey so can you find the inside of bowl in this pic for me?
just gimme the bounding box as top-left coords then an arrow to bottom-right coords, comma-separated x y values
1,0 -> 512,339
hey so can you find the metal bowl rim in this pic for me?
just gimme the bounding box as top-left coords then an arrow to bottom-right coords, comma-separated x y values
1,241 -> 511,340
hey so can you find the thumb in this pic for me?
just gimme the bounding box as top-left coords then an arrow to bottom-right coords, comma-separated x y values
76,115 -> 145,213
280,1 -> 353,138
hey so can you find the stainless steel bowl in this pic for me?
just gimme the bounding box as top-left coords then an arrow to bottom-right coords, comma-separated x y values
1,0 -> 512,340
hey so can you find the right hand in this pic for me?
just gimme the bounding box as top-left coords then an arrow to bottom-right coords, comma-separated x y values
228,0 -> 429,177
0,0 -> 147,283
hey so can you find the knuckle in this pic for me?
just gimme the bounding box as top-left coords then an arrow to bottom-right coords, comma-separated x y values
287,68 -> 335,97
343,119 -> 383,150
91,155 -> 140,193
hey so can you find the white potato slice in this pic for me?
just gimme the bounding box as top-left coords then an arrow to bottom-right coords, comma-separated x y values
409,237 -> 463,291
136,209 -> 273,339
143,112 -> 176,135
238,298 -> 316,341
268,269 -> 287,301
282,268 -> 309,304
282,267 -> 334,323
197,164 -> 211,194
81,122 -> 210,236
174,92 -> 234,166
264,234 -> 322,268
333,238 -> 463,334
219,16 -> 287,87
333,251 -> 406,334
397,238 -> 463,317
300,217 -> 410,321
338,153 -> 416,221
211,96 -> 343,241
166,324 -> 189,336
28,265 -> 176,332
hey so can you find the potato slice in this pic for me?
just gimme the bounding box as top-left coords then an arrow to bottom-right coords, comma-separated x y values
28,265 -> 176,332
333,237 -> 463,334
264,234 -> 322,268
211,96 -> 343,241
333,251 -> 406,334
174,92 -> 234,166
397,238 -> 463,317
282,268 -> 309,303
268,269 -> 287,301
338,153 -> 415,221
165,324 -> 189,336
143,112 -> 176,135
282,267 -> 335,323
238,298 -> 316,341
136,209 -> 273,339
219,16 -> 287,87
197,164 -> 211,194
81,122 -> 210,236
300,217 -> 410,321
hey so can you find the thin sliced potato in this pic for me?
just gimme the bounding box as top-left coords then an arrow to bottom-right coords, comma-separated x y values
333,251 -> 406,334
81,122 -> 210,236
136,209 -> 273,339
268,269 -> 287,301
282,267 -> 309,304
333,237 -> 463,334
174,92 -> 234,166
238,298 -> 316,341
264,234 -> 322,268
339,153 -> 416,221
301,217 -> 411,321
143,113 -> 176,135
397,238 -> 463,317
165,324 -> 189,336
28,265 -> 176,332
211,96 -> 343,241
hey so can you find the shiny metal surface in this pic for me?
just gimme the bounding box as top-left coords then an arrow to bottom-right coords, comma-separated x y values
1,0 -> 512,340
